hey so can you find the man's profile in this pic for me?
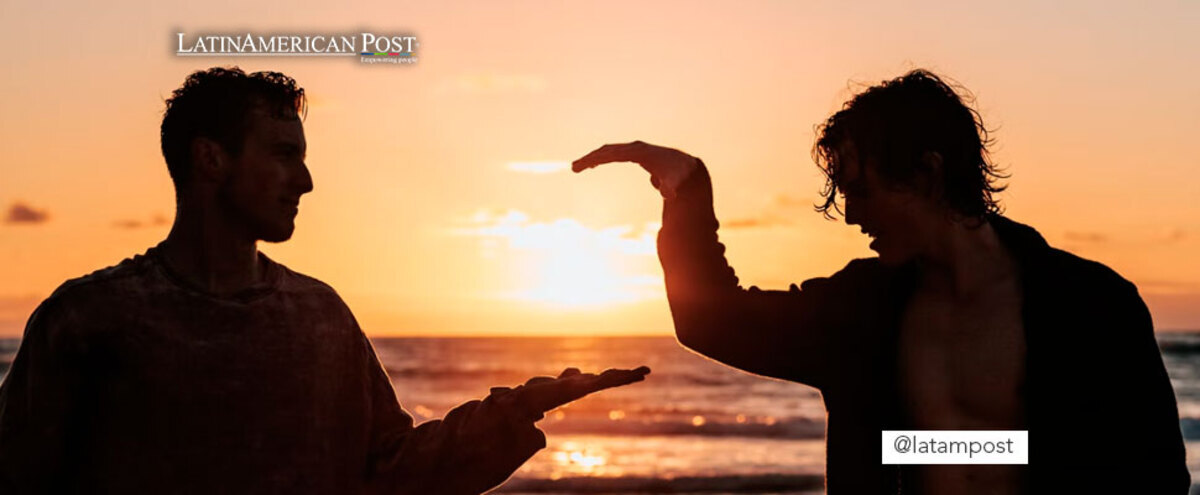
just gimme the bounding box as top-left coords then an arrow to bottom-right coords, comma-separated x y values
0,67 -> 648,494
573,70 -> 1188,493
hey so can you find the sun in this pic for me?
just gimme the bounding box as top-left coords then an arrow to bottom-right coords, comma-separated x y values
513,248 -> 659,308
463,210 -> 662,309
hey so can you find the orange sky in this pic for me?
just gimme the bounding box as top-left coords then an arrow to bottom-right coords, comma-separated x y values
2,1 -> 1198,336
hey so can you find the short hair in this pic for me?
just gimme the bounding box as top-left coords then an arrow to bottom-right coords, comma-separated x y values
812,69 -> 1006,221
160,67 -> 306,187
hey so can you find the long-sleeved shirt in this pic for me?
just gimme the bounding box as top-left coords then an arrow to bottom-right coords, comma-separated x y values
658,163 -> 1190,494
0,246 -> 544,494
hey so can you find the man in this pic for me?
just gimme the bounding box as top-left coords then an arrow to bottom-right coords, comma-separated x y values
573,70 -> 1188,493
0,67 -> 648,494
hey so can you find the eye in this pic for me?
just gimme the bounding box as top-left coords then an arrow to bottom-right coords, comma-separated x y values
273,143 -> 305,160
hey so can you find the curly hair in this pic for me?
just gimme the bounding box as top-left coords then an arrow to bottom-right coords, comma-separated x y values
160,67 -> 306,187
812,69 -> 1006,222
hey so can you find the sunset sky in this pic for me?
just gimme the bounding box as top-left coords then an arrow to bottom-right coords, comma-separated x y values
2,1 -> 1197,336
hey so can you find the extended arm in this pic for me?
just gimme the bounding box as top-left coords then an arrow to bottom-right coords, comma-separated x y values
575,142 -> 864,388
363,376 -> 544,495
657,163 -> 854,387
360,335 -> 648,494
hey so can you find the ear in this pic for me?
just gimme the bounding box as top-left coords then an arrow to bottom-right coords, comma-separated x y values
189,137 -> 230,183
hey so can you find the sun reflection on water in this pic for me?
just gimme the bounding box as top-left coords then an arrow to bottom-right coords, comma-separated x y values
549,441 -> 612,476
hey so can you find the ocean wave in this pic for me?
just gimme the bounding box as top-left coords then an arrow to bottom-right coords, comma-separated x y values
496,473 -> 824,493
1157,332 -> 1200,354
1181,417 -> 1200,440
538,411 -> 1200,441
538,415 -> 826,439
1161,341 -> 1200,354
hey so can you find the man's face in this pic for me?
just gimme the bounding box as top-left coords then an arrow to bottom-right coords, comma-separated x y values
219,107 -> 312,243
837,141 -> 938,266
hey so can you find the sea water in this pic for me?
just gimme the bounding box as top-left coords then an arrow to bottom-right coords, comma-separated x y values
2,334 -> 1198,493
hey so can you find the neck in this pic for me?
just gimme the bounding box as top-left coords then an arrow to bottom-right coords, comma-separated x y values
917,216 -> 1016,297
159,197 -> 262,296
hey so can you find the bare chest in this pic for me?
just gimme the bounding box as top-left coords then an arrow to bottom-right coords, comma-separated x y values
897,284 -> 1027,429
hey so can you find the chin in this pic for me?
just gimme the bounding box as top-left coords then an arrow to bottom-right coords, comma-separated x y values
260,231 -> 295,243
257,222 -> 296,243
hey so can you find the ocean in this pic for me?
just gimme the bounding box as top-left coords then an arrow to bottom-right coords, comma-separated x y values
2,334 -> 1198,493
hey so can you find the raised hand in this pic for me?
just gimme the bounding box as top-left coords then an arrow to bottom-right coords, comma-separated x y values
494,366 -> 651,420
572,141 -> 700,199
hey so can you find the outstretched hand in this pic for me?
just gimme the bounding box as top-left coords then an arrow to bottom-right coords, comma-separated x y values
572,141 -> 700,199
496,366 -> 651,419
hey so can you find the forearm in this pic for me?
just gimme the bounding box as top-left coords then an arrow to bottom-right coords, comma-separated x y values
658,163 -> 838,386
368,392 -> 545,495
657,162 -> 744,347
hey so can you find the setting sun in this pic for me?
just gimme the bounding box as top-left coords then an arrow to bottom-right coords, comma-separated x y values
459,210 -> 662,308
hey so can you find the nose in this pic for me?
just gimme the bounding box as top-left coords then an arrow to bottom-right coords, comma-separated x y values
295,161 -> 314,195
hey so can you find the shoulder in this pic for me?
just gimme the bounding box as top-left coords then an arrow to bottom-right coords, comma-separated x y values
832,256 -> 902,284
24,250 -> 157,341
840,257 -> 885,276
1027,242 -> 1153,348
268,260 -> 360,320
40,250 -> 157,314
798,257 -> 894,294
1039,246 -> 1140,301
995,216 -> 1140,300
271,262 -> 346,302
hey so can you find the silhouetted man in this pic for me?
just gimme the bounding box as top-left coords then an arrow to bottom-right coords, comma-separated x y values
0,67 -> 648,494
574,70 -> 1188,494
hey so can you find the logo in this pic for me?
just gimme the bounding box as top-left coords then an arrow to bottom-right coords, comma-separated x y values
175,32 -> 419,65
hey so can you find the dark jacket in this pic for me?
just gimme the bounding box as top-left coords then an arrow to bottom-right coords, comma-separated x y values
657,164 -> 1189,494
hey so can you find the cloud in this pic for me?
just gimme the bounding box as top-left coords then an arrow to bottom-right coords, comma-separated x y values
459,209 -> 657,256
721,194 -> 811,230
506,161 -> 570,174
1059,228 -> 1196,247
769,194 -> 813,209
723,215 -> 792,230
112,213 -> 169,230
446,73 -> 547,94
5,202 -> 49,224
1063,231 -> 1108,243
1136,279 -> 1200,296
1163,229 -> 1188,244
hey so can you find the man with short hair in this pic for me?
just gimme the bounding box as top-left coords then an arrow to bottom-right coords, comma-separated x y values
573,70 -> 1188,493
0,67 -> 648,494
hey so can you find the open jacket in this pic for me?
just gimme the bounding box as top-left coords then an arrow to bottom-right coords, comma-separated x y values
658,164 -> 1189,494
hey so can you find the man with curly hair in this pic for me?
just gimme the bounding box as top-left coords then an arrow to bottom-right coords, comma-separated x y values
0,67 -> 648,494
574,70 -> 1188,494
